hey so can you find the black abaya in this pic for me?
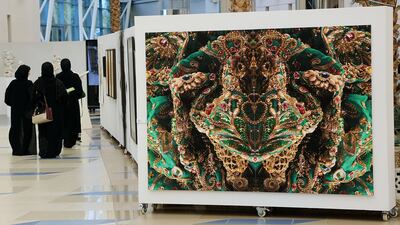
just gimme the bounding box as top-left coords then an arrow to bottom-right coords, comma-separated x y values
5,72 -> 37,156
56,59 -> 84,148
33,63 -> 67,158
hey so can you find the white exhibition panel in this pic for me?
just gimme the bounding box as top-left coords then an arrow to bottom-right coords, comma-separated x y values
135,7 -> 395,211
98,32 -> 124,145
123,26 -> 138,160
0,41 -> 92,130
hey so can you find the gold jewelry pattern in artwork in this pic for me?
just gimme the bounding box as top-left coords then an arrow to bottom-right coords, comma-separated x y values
146,27 -> 373,195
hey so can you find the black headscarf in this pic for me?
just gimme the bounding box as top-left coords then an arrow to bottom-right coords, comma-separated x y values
15,65 -> 30,80
61,58 -> 71,72
41,62 -> 54,78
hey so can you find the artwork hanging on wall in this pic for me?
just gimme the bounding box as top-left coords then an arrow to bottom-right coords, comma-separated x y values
145,26 -> 373,195
127,37 -> 138,144
102,56 -> 106,78
52,55 -> 62,74
0,51 -> 19,77
106,49 -> 117,99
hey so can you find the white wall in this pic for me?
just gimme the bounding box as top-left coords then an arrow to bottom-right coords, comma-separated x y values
134,6 -> 395,212
0,0 -> 41,43
98,32 -> 125,145
0,42 -> 92,130
98,29 -> 138,160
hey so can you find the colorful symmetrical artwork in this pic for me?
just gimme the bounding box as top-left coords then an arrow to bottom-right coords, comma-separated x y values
146,26 -> 373,195
106,49 -> 117,99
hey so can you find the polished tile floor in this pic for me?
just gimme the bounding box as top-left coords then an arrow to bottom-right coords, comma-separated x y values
0,116 -> 399,225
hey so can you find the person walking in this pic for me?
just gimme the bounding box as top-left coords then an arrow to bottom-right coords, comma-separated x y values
32,62 -> 67,158
56,59 -> 84,148
4,65 -> 37,156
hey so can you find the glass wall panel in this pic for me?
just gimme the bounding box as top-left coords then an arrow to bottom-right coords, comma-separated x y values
40,0 -> 111,41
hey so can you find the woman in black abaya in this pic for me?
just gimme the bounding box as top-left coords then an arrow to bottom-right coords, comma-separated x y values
56,59 -> 84,148
32,62 -> 67,158
5,65 -> 36,156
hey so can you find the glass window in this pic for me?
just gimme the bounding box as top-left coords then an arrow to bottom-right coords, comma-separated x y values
40,0 -> 111,41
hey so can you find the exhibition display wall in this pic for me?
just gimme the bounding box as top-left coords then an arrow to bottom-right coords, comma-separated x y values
135,7 -> 395,211
98,32 -> 123,146
98,27 -> 139,159
98,32 -> 125,147
0,41 -> 92,130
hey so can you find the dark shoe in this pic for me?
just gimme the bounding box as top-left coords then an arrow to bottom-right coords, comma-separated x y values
40,157 -> 58,159
39,154 -> 58,159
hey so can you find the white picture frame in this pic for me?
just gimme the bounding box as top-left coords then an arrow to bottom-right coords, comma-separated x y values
135,7 -> 395,211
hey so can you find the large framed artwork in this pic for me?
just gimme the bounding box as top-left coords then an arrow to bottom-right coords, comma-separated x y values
106,49 -> 117,99
145,26 -> 375,194
128,37 -> 138,144
135,7 -> 395,211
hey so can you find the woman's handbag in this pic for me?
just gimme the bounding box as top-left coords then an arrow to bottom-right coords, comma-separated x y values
32,94 -> 53,124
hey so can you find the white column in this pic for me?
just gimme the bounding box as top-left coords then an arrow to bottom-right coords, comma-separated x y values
78,0 -> 84,40
44,0 -> 55,42
40,0 -> 49,13
40,31 -> 44,41
90,0 -> 98,39
124,0 -> 133,29
83,0 -> 95,21
120,3 -> 128,20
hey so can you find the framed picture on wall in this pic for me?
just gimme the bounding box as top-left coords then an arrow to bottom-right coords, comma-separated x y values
106,49 -> 117,99
102,56 -> 106,78
144,26 -> 377,194
127,37 -> 138,144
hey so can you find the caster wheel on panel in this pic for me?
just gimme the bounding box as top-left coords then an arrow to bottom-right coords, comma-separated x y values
382,212 -> 390,221
152,204 -> 159,210
390,207 -> 399,218
139,203 -> 154,215
256,207 -> 271,218
138,203 -> 148,215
